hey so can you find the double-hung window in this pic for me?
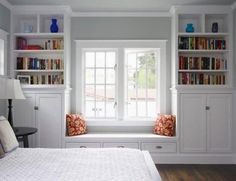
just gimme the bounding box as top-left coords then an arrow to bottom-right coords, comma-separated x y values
76,40 -> 167,124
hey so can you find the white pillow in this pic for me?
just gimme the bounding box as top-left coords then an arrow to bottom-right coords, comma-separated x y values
0,116 -> 19,153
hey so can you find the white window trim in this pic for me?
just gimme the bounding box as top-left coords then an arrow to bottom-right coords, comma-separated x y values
0,28 -> 8,76
75,40 -> 168,126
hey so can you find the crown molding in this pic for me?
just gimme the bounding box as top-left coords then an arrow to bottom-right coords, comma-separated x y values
231,2 -> 236,9
12,5 -> 72,14
71,11 -> 171,17
0,0 -> 12,10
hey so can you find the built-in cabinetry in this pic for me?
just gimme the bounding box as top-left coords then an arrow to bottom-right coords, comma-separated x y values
180,93 -> 232,153
10,7 -> 71,148
14,92 -> 64,148
171,6 -> 233,160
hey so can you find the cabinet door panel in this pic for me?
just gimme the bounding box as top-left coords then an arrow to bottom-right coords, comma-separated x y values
180,94 -> 207,152
36,94 -> 61,148
207,94 -> 232,152
14,94 -> 36,148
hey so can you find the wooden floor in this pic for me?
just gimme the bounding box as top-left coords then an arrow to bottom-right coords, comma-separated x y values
156,164 -> 236,181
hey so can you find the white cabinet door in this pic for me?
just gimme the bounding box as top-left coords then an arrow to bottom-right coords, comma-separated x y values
180,94 -> 207,152
36,94 -> 62,148
14,94 -> 36,148
207,94 -> 232,152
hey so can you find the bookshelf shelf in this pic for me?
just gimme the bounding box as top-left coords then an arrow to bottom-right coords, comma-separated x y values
15,69 -> 64,73
178,70 -> 228,73
13,50 -> 64,53
178,33 -> 229,37
178,50 -> 229,53
14,33 -> 64,38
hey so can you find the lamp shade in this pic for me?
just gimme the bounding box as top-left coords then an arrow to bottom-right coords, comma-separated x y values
0,78 -> 25,100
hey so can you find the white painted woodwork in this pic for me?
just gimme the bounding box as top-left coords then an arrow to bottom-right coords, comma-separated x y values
207,94 -> 232,152
180,94 -> 207,152
36,94 -> 62,148
66,142 -> 101,148
141,142 -> 177,153
103,142 -> 139,149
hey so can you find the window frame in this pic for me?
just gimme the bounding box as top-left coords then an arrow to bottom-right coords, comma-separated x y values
75,40 -> 167,126
0,28 -> 8,76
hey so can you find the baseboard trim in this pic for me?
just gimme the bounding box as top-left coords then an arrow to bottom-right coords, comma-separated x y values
152,154 -> 235,164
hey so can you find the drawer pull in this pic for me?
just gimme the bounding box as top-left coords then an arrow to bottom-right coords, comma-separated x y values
80,146 -> 87,148
156,146 -> 162,149
117,146 -> 125,148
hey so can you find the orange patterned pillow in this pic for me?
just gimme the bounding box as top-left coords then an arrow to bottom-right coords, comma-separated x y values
66,114 -> 87,136
153,114 -> 176,136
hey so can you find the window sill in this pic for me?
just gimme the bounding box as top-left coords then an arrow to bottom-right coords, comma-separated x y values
86,120 -> 155,127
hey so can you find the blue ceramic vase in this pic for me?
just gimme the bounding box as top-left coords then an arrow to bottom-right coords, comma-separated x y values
186,23 -> 194,33
50,19 -> 58,33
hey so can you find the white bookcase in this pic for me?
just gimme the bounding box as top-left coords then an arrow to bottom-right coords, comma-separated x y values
10,6 -> 71,148
10,8 -> 71,88
171,6 -> 233,159
171,6 -> 233,88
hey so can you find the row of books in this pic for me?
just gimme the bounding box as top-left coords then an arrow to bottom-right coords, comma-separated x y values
27,74 -> 64,85
17,57 -> 63,70
179,73 -> 226,85
179,56 -> 227,70
16,37 -> 63,50
43,39 -> 63,50
178,37 -> 226,50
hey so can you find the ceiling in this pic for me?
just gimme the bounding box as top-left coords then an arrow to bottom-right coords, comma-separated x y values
6,0 -> 236,12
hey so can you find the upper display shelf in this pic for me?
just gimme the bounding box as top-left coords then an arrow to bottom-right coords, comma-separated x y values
13,14 -> 64,34
178,13 -> 229,33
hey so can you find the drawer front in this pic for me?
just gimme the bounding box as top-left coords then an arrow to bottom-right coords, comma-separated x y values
66,142 -> 101,148
141,142 -> 176,153
103,142 -> 139,149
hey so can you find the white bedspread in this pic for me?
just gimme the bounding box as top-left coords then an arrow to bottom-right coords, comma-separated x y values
0,148 -> 158,181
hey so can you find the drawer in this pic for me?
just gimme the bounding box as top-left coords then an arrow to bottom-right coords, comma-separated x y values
103,142 -> 139,149
66,142 -> 101,148
141,142 -> 176,153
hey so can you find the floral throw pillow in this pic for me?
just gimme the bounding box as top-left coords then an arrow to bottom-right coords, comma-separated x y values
153,114 -> 176,136
66,114 -> 87,136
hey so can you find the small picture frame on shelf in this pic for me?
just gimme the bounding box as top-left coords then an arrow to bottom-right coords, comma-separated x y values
17,75 -> 30,84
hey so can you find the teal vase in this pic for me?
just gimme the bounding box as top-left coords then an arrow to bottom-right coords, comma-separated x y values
186,23 -> 194,33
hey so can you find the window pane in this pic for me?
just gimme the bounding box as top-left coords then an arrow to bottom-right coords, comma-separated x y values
127,101 -> 136,117
106,69 -> 115,84
106,52 -> 115,67
85,85 -> 95,100
127,53 -> 136,69
96,69 -> 105,84
106,101 -> 115,117
137,101 -> 146,117
106,85 -> 115,101
85,69 -> 94,84
85,101 -> 95,117
96,52 -> 105,67
85,52 -> 95,67
96,85 -> 105,101
96,101 -> 105,117
147,101 -> 156,117
137,68 -> 146,88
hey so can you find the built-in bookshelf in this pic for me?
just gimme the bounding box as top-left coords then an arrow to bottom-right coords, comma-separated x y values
11,12 -> 68,87
172,7 -> 232,87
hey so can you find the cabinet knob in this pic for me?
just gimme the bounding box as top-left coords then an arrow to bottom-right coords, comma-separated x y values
79,146 -> 87,148
205,106 -> 210,110
156,146 -> 162,149
34,106 -> 39,110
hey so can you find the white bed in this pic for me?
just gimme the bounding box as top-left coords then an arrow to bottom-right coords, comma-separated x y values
0,148 -> 162,181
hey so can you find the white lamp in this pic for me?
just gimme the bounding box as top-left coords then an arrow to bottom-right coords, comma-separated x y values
0,77 -> 25,127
